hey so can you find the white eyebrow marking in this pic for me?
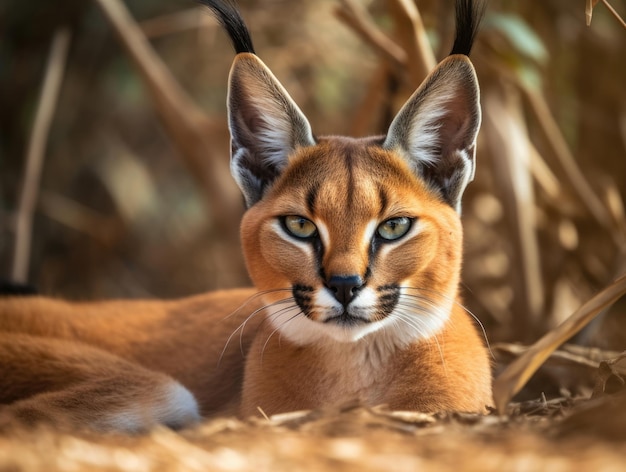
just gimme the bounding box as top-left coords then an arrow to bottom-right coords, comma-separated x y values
362,219 -> 379,249
316,219 -> 331,251
272,220 -> 314,254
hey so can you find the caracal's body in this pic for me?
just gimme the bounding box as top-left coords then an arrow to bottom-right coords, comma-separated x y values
0,0 -> 492,432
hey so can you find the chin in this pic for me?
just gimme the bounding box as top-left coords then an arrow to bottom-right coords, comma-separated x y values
269,312 -> 383,346
322,321 -> 384,343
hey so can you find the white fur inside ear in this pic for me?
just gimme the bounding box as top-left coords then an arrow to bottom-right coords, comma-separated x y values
382,57 -> 481,212
230,148 -> 263,199
245,93 -> 313,169
401,93 -> 456,166
227,55 -> 315,206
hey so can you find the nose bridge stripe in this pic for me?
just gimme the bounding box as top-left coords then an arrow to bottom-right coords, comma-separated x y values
323,221 -> 375,278
325,252 -> 366,279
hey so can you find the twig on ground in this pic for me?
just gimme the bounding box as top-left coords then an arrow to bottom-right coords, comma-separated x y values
493,273 -> 626,413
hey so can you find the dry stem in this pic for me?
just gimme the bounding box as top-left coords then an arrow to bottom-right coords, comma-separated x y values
335,0 -> 407,71
520,85 -> 620,245
483,89 -> 544,339
587,0 -> 626,28
387,0 -> 436,87
11,28 -> 71,283
93,0 -> 242,234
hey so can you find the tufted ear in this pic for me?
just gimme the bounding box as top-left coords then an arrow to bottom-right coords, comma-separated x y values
383,55 -> 481,213
227,53 -> 315,207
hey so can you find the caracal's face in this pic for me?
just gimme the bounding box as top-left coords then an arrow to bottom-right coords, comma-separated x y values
241,137 -> 463,346
229,51 -> 479,346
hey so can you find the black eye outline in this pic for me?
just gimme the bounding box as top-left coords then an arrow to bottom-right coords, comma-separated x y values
281,215 -> 318,240
376,217 -> 413,241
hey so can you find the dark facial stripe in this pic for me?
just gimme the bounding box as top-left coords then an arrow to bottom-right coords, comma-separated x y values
377,183 -> 389,218
293,284 -> 314,319
313,236 -> 325,280
343,149 -> 356,211
306,183 -> 319,215
377,285 -> 400,317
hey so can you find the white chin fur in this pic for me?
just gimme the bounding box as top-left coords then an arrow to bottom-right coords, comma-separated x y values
265,287 -> 452,347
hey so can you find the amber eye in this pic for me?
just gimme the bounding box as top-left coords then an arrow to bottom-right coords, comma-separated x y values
283,215 -> 318,239
377,217 -> 412,241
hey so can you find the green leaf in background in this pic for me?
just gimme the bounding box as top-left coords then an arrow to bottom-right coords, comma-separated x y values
484,12 -> 549,64
483,12 -> 549,91
517,63 -> 543,91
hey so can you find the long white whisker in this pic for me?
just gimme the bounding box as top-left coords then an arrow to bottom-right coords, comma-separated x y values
401,287 -> 493,358
456,304 -> 493,360
260,307 -> 303,366
221,288 -> 293,321
396,300 -> 440,315
393,308 -> 447,375
392,309 -> 432,343
218,296 -> 295,366
398,294 -> 447,309
237,298 -> 297,353
430,332 -> 446,376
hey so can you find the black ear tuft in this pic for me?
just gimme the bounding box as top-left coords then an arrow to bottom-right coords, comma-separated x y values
449,0 -> 487,56
199,0 -> 255,54
382,1 -> 485,213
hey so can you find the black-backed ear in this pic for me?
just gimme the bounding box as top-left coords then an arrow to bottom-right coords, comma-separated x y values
228,53 -> 315,207
383,55 -> 481,213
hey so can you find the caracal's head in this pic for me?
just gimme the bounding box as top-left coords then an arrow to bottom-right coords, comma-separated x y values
228,51 -> 480,346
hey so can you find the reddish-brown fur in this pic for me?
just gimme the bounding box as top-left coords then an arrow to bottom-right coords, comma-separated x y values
0,290 -> 260,429
238,137 -> 491,417
241,304 -> 491,417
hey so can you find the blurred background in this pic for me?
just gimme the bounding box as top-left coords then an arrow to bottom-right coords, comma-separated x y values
1,0 -> 625,348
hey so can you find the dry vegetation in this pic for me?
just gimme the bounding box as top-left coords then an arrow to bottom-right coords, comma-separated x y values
1,0 -> 626,469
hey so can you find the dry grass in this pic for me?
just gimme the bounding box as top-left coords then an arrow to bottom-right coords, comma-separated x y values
2,396 -> 626,471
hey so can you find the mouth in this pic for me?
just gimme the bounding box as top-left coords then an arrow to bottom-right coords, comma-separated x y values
323,311 -> 368,327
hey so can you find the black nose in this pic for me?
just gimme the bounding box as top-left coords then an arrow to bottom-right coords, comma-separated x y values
326,275 -> 364,306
